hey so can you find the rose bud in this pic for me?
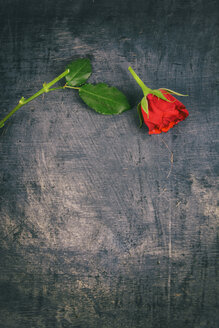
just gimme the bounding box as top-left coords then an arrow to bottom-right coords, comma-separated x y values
128,67 -> 189,135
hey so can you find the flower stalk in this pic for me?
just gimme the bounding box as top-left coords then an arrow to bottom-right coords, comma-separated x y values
128,67 -> 152,96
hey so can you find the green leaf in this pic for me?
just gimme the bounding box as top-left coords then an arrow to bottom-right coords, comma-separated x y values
141,96 -> 149,117
151,89 -> 171,102
65,58 -> 92,87
79,83 -> 131,115
159,88 -> 188,96
137,103 -> 143,128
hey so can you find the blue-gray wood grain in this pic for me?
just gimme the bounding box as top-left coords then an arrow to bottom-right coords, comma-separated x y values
0,0 -> 218,327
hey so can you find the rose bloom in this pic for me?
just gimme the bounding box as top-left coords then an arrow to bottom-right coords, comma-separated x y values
141,90 -> 189,135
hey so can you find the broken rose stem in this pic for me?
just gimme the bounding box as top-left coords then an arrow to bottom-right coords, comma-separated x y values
0,68 -> 70,128
128,66 -> 152,96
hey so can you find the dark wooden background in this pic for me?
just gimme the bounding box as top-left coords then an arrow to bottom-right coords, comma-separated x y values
0,0 -> 218,327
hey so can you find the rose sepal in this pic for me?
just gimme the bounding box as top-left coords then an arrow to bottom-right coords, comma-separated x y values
159,88 -> 188,97
150,89 -> 171,102
137,103 -> 143,127
141,96 -> 149,117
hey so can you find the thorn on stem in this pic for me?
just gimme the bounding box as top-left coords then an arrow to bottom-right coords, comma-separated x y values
19,97 -> 25,105
43,83 -> 49,93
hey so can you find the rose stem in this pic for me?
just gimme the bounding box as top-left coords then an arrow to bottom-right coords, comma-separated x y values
0,68 -> 71,128
128,66 -> 152,96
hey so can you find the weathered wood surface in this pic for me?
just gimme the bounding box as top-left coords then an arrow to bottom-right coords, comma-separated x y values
0,0 -> 218,327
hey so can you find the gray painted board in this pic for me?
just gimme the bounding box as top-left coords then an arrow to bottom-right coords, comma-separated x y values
0,0 -> 218,327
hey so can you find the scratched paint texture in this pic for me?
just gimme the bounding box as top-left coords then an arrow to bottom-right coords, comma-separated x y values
0,0 -> 218,327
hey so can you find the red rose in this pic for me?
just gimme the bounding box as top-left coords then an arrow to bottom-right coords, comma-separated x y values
128,66 -> 189,135
141,90 -> 189,135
